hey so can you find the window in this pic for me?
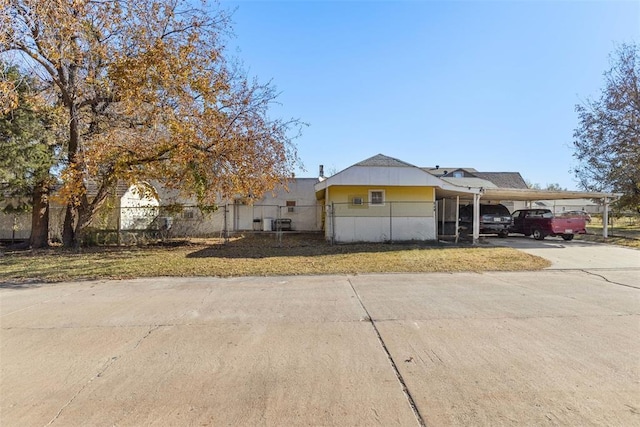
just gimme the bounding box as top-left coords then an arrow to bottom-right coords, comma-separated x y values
369,190 -> 385,206
453,171 -> 464,178
286,200 -> 296,213
352,197 -> 363,206
182,208 -> 195,219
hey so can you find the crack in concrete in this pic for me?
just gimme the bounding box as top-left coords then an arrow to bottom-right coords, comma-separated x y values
346,277 -> 426,427
45,325 -> 160,426
44,355 -> 119,426
581,270 -> 640,290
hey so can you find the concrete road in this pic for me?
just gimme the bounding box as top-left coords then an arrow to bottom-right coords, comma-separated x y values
2,268 -> 639,426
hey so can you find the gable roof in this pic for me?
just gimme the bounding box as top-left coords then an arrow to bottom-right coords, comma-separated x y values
424,167 -> 528,189
473,172 -> 528,189
441,177 -> 498,188
424,167 -> 478,177
354,154 -> 417,168
86,180 -> 131,198
314,154 -> 480,197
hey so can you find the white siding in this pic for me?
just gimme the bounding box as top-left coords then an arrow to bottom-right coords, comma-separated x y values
120,185 -> 160,230
318,165 -> 446,188
330,216 -> 436,243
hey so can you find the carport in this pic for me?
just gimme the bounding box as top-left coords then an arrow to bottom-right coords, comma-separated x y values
435,186 -> 621,244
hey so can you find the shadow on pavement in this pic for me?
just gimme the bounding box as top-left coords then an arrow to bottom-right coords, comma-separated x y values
489,235 -> 602,249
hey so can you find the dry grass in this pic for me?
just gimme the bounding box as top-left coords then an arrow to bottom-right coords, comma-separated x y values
0,233 -> 551,283
580,215 -> 640,248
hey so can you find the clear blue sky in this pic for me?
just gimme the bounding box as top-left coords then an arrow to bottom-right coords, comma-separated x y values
222,0 -> 639,190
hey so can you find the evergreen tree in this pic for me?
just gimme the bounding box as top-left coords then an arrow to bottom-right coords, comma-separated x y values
0,64 -> 57,247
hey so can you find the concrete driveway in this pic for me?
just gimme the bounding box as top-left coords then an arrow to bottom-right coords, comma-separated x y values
2,267 -> 639,426
489,235 -> 640,270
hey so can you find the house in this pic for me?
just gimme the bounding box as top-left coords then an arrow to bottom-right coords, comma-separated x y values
313,154 -> 478,243
312,154 -> 623,243
313,154 -> 536,243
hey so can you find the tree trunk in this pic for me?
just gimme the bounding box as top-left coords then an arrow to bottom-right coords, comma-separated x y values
62,78 -> 80,247
74,180 -> 112,247
29,180 -> 50,248
62,203 -> 78,246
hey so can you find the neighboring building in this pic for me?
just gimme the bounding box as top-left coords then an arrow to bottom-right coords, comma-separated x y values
0,196 -> 31,241
155,177 -> 323,235
421,167 -> 529,235
533,198 -> 601,215
224,178 -> 322,232
0,179 -> 324,243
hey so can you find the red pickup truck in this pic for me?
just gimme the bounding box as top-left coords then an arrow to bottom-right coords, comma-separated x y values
509,209 -> 587,241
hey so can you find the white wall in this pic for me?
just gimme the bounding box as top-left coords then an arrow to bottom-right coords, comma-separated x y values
120,184 -> 160,230
0,210 -> 30,240
153,178 -> 322,234
330,216 -> 436,243
318,165 -> 448,189
249,178 -> 322,231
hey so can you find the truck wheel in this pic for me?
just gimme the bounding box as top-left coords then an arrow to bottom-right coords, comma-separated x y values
532,228 -> 545,240
561,234 -> 574,241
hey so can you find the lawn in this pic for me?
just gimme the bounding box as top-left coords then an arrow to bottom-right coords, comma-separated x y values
579,215 -> 640,248
0,233 -> 550,283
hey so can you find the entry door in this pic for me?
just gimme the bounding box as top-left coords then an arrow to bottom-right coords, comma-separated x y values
233,202 -> 253,230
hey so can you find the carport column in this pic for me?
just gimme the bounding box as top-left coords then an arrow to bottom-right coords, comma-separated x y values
473,192 -> 480,245
330,202 -> 336,245
441,198 -> 446,237
603,197 -> 609,239
455,196 -> 460,243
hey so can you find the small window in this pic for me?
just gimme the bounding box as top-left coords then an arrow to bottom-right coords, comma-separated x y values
453,171 -> 464,178
183,208 -> 195,219
286,200 -> 296,213
369,190 -> 385,206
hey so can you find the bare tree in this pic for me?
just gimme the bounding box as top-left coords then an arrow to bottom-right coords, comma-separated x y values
573,43 -> 640,212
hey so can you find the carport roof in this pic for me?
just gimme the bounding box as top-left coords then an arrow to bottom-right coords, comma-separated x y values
481,187 -> 621,201
435,186 -> 621,202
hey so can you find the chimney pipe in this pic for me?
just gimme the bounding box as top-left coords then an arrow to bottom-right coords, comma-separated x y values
319,165 -> 324,178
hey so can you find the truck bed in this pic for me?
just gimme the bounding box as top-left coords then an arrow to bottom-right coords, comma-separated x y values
510,209 -> 587,240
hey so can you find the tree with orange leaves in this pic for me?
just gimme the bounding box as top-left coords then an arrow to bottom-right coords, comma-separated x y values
1,0 -> 302,246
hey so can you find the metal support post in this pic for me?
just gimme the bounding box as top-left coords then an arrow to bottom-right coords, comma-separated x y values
455,196 -> 460,243
603,197 -> 609,239
472,193 -> 480,245
389,202 -> 393,243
